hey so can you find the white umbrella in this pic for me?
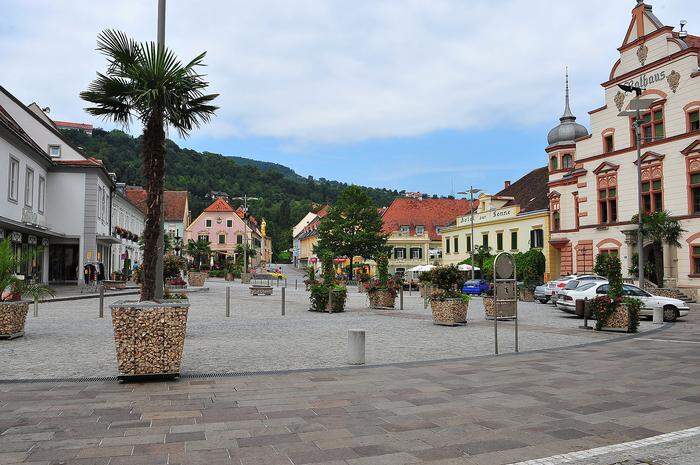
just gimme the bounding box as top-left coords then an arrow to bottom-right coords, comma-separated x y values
458,264 -> 480,271
408,264 -> 435,272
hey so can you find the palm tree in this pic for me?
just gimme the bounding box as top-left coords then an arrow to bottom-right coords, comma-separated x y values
633,211 -> 684,286
186,239 -> 212,271
81,30 -> 218,301
0,240 -> 55,302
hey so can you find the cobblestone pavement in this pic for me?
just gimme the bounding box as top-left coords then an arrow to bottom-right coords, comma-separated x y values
564,433 -> 700,464
0,304 -> 698,464
0,280 -> 658,380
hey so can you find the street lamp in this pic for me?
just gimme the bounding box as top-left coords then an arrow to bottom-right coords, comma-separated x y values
618,84 -> 656,290
458,187 -> 481,279
231,194 -> 260,274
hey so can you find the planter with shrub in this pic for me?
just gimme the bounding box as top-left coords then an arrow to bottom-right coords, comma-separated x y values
309,252 -> 347,313
365,253 -> 399,309
166,276 -> 187,290
592,255 -> 641,333
188,270 -> 208,287
429,265 -> 469,326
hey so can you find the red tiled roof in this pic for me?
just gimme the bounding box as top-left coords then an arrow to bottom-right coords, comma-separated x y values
685,34 -> 700,49
125,187 -> 189,221
381,197 -> 474,241
53,157 -> 104,167
53,121 -> 93,131
204,197 -> 234,213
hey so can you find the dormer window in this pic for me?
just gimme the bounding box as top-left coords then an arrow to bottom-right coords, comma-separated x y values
48,145 -> 61,158
415,225 -> 425,235
561,154 -> 573,169
399,225 -> 410,234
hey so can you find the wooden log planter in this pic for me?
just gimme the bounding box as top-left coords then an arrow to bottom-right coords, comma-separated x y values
430,298 -> 468,326
187,271 -> 208,287
110,300 -> 190,380
368,289 -> 396,309
0,301 -> 29,339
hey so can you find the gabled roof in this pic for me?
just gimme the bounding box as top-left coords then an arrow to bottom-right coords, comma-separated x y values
0,102 -> 49,161
593,161 -> 620,174
125,187 -> 190,221
204,197 -> 235,213
382,197 -> 474,241
681,139 -> 700,156
495,166 -> 549,213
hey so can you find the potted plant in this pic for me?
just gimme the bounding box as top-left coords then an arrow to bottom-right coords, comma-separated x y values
0,239 -> 55,339
356,270 -> 370,293
429,265 -> 469,326
309,251 -> 347,313
591,255 -> 641,332
365,253 -> 399,309
186,238 -> 211,287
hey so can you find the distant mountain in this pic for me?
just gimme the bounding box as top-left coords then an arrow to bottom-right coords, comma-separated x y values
61,128 -> 400,260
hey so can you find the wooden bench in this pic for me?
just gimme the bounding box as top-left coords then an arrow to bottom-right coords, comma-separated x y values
250,285 -> 273,296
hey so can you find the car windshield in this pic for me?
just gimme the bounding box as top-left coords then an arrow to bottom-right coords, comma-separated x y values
574,283 -> 597,292
565,281 -> 581,290
623,284 -> 650,297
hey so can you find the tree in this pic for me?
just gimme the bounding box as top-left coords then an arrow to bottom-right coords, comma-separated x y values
316,186 -> 387,280
469,245 -> 492,273
632,211 -> 684,286
81,29 -> 218,301
186,239 -> 212,271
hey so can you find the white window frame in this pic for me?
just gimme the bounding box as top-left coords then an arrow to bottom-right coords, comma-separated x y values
48,144 -> 61,158
206,219 -> 212,228
415,225 -> 425,235
24,167 -> 34,208
37,176 -> 46,214
8,157 -> 19,202
399,225 -> 410,234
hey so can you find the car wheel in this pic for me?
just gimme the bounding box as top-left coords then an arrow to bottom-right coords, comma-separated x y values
663,306 -> 678,322
538,298 -> 548,304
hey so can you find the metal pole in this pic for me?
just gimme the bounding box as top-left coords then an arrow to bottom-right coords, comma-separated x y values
154,0 -> 166,301
281,287 -> 286,316
634,94 -> 645,291
295,278 -> 298,290
226,286 -> 230,317
243,196 -> 248,275
470,186 -> 476,280
423,285 -> 428,309
33,296 -> 38,317
514,262 -> 518,353
99,285 -> 104,318
400,285 -> 404,310
328,288 -> 333,313
157,0 -> 166,46
494,275 -> 498,355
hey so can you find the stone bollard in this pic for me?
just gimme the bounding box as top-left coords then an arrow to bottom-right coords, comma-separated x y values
347,329 -> 365,365
99,285 -> 104,318
653,307 -> 663,324
400,286 -> 404,310
33,297 -> 39,318
281,287 -> 286,316
226,287 -> 231,317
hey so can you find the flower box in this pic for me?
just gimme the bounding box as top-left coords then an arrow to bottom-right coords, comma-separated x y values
430,298 -> 468,326
187,271 -> 208,287
110,300 -> 190,379
0,301 -> 28,339
368,289 -> 396,309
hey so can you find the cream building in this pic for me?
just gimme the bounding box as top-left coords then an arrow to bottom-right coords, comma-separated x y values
441,168 -> 552,278
547,1 -> 700,296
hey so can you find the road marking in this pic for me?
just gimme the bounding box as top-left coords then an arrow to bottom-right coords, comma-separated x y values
508,426 -> 700,465
635,337 -> 700,345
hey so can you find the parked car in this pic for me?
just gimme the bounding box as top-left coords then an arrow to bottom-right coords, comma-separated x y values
462,279 -> 490,295
534,285 -> 549,303
546,274 -> 606,304
557,282 -> 689,321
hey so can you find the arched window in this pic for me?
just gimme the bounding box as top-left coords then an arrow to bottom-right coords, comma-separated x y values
562,154 -> 573,169
550,156 -> 559,171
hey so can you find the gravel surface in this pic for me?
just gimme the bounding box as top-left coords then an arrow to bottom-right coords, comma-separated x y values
0,279 -> 656,380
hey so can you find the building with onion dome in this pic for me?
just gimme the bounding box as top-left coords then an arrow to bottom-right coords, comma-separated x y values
547,1 -> 700,299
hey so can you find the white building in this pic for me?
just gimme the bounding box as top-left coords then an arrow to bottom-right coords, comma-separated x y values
111,183 -> 145,275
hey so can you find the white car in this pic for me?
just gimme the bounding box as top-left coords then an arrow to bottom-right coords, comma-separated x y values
557,282 -> 690,322
546,275 -> 606,304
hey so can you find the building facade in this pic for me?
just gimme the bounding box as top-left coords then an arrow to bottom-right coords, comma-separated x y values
110,184 -> 145,275
441,169 -> 552,278
292,211 -> 319,268
124,187 -> 190,245
547,2 -> 700,296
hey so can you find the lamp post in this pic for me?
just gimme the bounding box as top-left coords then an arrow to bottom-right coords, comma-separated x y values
618,84 -> 654,290
458,187 -> 481,279
231,194 -> 260,273
153,0 -> 167,299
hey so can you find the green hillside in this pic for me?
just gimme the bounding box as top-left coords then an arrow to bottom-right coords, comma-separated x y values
61,128 -> 400,260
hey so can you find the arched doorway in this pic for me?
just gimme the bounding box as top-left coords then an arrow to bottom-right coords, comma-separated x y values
643,243 -> 663,286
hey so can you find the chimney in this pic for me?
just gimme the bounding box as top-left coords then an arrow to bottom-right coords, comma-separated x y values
504,180 -> 511,189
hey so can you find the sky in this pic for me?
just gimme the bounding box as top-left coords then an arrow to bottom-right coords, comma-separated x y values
1,0 -> 698,196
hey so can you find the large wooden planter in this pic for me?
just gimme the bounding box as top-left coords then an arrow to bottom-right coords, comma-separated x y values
430,298 -> 468,326
110,300 -> 190,380
188,271 -> 208,287
483,297 -> 516,320
597,304 -> 634,332
368,289 -> 396,309
0,301 -> 28,339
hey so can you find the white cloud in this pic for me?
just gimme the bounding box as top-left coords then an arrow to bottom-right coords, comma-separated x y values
1,0 -> 697,144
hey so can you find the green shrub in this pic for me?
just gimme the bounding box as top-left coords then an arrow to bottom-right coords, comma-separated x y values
163,255 -> 187,279
309,283 -> 347,312
430,266 -> 464,299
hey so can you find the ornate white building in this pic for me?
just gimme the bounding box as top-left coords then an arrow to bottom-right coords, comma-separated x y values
547,1 -> 700,296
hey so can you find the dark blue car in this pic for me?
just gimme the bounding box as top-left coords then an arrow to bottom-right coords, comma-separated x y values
462,279 -> 490,295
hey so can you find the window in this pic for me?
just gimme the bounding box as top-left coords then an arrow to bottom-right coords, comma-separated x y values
511,231 -> 518,250
561,154 -> 573,169
552,211 -> 561,232
97,186 -> 103,219
48,145 -> 61,158
24,168 -> 34,208
394,247 -> 406,259
415,225 -> 425,236
466,235 -> 472,252
598,175 -> 618,224
599,249 -> 619,257
482,233 -> 489,249
205,219 -> 212,228
399,225 -> 410,234
226,219 -> 233,228
691,172 -> 700,214
550,155 -> 558,171
237,234 -> 243,244
38,176 -> 45,214
642,178 -> 663,214
604,134 -> 614,153
8,157 -> 19,202
410,247 -> 422,259
689,110 -> 699,132
496,232 -> 503,251
198,234 -> 209,243
453,236 -> 459,253
596,284 -> 609,294
693,246 -> 700,274
635,108 -> 664,144
445,238 -> 451,254
530,229 -> 544,248
218,234 -> 225,244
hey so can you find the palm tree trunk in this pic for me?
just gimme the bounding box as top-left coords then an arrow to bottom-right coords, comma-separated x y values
140,110 -> 165,301
654,242 -> 664,287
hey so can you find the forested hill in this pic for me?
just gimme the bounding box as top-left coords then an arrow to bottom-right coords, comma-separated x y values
61,128 -> 400,260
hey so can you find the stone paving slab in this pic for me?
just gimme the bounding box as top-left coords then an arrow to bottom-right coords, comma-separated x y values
0,308 -> 697,464
0,280 -> 658,380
